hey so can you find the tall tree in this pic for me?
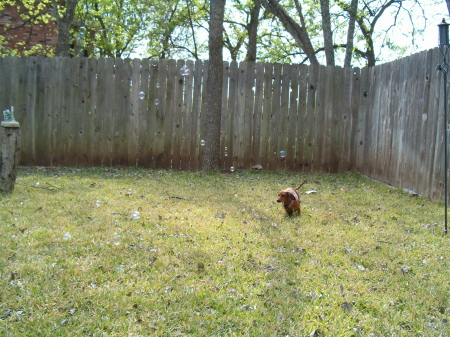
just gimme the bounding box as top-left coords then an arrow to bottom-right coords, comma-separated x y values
262,0 -> 319,64
202,0 -> 225,171
52,0 -> 79,56
343,0 -> 358,67
245,0 -> 261,62
319,0 -> 334,65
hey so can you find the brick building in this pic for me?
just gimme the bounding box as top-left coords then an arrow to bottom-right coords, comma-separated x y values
0,3 -> 58,56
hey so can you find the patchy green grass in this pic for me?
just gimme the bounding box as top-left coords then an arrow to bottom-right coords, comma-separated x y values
0,167 -> 448,336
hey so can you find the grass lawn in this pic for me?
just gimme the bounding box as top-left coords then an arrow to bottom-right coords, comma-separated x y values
0,167 -> 448,336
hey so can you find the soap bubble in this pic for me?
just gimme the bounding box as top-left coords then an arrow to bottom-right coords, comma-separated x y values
200,139 -> 206,146
132,211 -> 140,220
180,65 -> 190,76
138,91 -> 145,100
230,166 -> 235,172
154,99 -> 160,106
63,232 -> 72,240
279,150 -> 286,158
156,82 -> 160,88
95,200 -> 101,208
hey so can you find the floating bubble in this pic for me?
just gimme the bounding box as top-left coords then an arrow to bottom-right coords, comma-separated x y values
63,232 -> 72,240
230,166 -> 235,172
279,150 -> 286,158
180,65 -> 190,76
200,139 -> 206,146
132,211 -> 140,220
156,82 -> 160,88
154,99 -> 160,106
95,200 -> 101,207
138,91 -> 145,100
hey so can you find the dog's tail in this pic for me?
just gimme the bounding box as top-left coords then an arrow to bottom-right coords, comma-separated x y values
296,180 -> 307,190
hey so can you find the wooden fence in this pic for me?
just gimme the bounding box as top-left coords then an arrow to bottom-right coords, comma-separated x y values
0,48 -> 446,200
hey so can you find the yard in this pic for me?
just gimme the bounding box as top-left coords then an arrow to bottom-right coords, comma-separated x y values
0,167 -> 448,336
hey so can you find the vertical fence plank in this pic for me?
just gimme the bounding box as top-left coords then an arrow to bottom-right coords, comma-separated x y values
153,59 -> 167,168
84,58 -> 98,166
259,63 -> 273,170
302,65 -> 318,172
251,62 -> 264,168
243,62 -> 255,169
136,59 -> 150,167
286,64 -> 299,171
418,49 -> 438,197
94,58 -> 108,166
227,61 -> 238,169
220,61 -> 231,170
354,67 -> 368,172
330,66 -> 343,173
76,57 -> 89,166
268,63 -> 282,171
313,65 -> 327,171
128,59 -> 141,167
180,59 -> 195,170
146,59 -> 162,168
277,63 -> 291,171
49,58 -> 63,166
190,60 -> 205,170
33,58 -> 47,163
339,67 -> 354,171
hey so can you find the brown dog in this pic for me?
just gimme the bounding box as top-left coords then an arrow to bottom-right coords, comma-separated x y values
277,181 -> 306,216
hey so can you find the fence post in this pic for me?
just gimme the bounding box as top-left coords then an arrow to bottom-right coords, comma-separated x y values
0,107 -> 21,193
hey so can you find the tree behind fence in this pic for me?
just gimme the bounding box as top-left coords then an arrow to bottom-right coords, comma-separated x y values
0,49 -> 445,200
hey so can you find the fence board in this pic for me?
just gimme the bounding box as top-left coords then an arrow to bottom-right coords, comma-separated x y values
295,65 -> 307,171
286,64 -> 299,171
268,63 -> 282,171
251,62 -> 264,168
35,57 -> 52,166
277,63 -> 291,171
259,63 -> 273,170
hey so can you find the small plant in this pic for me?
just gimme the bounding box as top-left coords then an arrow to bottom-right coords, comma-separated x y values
0,168 -> 448,336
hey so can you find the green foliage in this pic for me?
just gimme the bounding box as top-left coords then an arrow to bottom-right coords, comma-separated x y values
0,0 -> 56,56
0,168 -> 448,336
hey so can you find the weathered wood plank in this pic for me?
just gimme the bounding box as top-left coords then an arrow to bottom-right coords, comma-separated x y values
286,64 -> 299,171
259,63 -> 273,171
295,65 -> 308,171
314,65 -> 327,171
251,62 -> 264,168
220,61 -> 231,170
277,63 -> 290,171
152,60 -> 167,168
243,61 -> 255,169
179,60 -> 195,170
128,59 -> 141,167
268,63 -> 282,171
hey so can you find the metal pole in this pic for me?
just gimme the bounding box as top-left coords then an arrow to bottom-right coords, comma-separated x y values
445,68 -> 448,234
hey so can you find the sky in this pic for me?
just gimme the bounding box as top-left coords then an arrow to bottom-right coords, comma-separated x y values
406,1 -> 448,54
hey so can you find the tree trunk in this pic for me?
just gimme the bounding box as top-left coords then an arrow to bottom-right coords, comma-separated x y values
320,0 -> 334,66
344,0 -> 358,67
246,0 -> 261,62
54,0 -> 79,57
263,0 -> 319,65
202,0 -> 225,171
0,125 -> 21,193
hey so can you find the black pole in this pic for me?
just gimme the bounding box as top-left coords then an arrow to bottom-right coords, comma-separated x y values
444,69 -> 448,234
